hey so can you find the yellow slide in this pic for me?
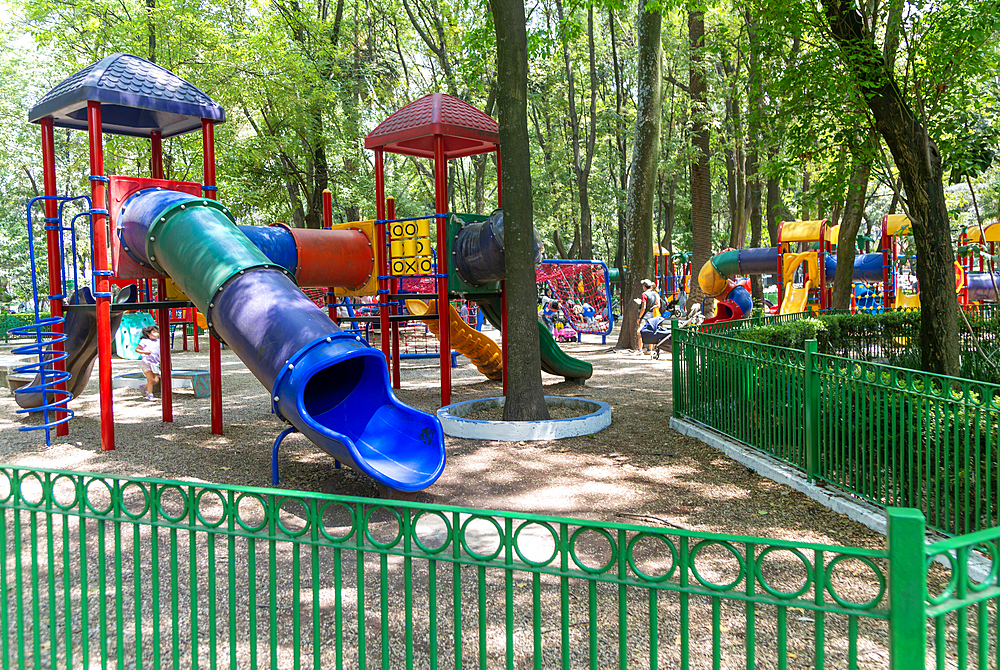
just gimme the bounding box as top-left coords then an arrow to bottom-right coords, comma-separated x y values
780,251 -> 818,315
405,299 -> 503,381
780,280 -> 814,314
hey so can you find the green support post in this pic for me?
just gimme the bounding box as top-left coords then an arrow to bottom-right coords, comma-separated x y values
803,339 -> 819,481
671,319 -> 680,416
887,508 -> 927,668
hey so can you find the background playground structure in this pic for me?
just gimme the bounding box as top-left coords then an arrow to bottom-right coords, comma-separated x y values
535,259 -> 614,343
692,213 -> 981,323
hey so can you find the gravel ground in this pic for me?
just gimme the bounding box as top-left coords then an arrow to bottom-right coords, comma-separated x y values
0,327 -> 980,668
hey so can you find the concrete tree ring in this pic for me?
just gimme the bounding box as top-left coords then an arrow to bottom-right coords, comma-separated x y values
437,396 -> 611,440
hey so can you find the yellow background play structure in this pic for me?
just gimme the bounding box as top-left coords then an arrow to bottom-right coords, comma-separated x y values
405,299 -> 503,380
780,251 -> 821,315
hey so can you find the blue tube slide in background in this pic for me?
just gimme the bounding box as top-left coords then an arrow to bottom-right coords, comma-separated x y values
823,253 -> 884,283
118,188 -> 445,493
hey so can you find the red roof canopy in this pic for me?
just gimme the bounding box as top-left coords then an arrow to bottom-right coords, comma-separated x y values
365,93 -> 498,159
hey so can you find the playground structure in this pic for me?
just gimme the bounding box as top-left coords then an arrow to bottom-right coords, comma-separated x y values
535,259 -> 614,344
11,54 -> 598,493
653,247 -> 691,304
957,220 -> 1000,307
695,215 -> 935,322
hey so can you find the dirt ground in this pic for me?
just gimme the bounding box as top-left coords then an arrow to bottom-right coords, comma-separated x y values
0,327 -> 967,669
0,327 -> 887,551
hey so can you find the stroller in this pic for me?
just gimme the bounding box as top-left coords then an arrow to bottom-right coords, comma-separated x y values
639,316 -> 672,359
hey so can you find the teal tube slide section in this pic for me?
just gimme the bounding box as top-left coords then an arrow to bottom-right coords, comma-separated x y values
118,188 -> 445,492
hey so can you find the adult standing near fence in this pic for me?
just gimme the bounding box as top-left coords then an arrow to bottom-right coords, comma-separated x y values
634,279 -> 660,351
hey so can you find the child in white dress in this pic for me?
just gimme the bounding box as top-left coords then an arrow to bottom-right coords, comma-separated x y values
135,325 -> 161,401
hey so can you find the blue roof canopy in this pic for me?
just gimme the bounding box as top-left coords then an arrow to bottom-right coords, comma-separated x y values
28,53 -> 225,138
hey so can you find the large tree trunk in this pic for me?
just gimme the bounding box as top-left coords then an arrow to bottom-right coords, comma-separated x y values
687,8 -> 712,311
490,0 -> 549,419
830,160 -> 871,309
614,0 -> 661,350
822,0 -> 959,376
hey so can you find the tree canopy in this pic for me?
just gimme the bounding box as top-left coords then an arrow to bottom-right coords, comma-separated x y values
0,0 -> 997,370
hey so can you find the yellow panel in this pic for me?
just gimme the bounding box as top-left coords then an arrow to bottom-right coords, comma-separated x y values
895,292 -> 920,310
782,251 -> 819,285
329,220 -> 379,297
778,220 -> 827,243
885,214 -> 911,237
164,278 -> 188,301
973,222 -> 1000,243
826,225 -> 840,246
966,228 -> 984,243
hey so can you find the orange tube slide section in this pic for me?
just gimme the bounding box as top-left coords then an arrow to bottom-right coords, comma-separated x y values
277,224 -> 374,289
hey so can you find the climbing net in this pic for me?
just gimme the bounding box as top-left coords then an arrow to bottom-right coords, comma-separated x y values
536,261 -> 612,335
300,286 -> 328,309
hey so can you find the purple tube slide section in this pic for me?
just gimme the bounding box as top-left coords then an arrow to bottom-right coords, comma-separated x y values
209,268 -> 446,492
966,273 -> 1000,302
737,247 -> 780,275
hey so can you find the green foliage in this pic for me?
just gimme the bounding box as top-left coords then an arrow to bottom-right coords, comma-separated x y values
732,316 -> 826,348
732,308 -> 1000,385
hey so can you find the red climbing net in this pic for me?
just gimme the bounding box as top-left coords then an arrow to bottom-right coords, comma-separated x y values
535,261 -> 612,335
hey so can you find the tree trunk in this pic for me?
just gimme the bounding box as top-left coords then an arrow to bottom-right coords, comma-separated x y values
609,7 -> 628,277
614,0 -> 661,350
831,160 -> 871,309
489,0 -> 549,420
822,0 -> 959,376
687,8 -> 712,311
800,167 -> 811,221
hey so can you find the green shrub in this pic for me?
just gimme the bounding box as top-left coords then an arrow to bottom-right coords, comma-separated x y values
732,317 -> 827,349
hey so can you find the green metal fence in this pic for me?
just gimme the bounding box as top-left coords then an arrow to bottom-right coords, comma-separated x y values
673,325 -> 1000,537
0,467 -> 997,668
923,518 -> 1000,668
1,313 -> 44,344
0,465 -> 919,669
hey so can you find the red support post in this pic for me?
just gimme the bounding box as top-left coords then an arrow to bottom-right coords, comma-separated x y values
157,279 -> 173,422
39,118 -> 70,437
434,136 -> 451,407
818,221 -> 827,311
322,189 -> 337,322
387,197 -> 401,389
150,131 -> 164,179
881,217 -> 893,311
88,102 -> 115,450
374,149 -> 391,371
203,118 -> 223,435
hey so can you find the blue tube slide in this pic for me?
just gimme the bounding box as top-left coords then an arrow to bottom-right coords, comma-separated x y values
237,225 -> 299,273
823,253 -> 884,283
728,246 -> 884,284
119,189 -> 445,493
